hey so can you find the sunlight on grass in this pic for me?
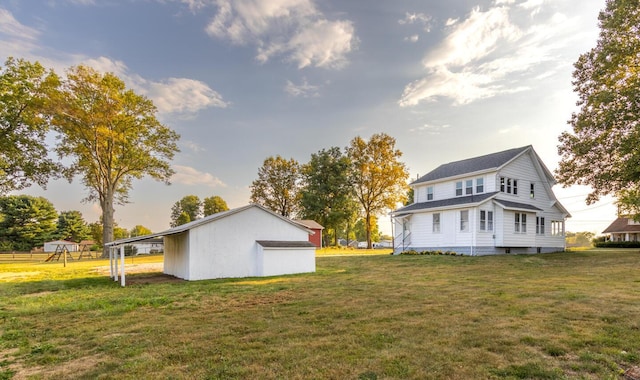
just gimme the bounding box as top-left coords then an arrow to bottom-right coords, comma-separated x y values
0,249 -> 639,379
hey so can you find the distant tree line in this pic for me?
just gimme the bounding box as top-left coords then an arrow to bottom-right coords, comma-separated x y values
249,133 -> 409,248
0,194 -> 152,252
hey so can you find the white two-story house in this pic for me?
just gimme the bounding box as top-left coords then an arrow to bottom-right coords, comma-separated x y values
391,146 -> 570,255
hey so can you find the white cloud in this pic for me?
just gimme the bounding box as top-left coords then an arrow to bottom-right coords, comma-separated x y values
405,35 -> 419,43
399,12 -> 433,33
284,77 -> 320,97
425,7 -> 521,68
445,18 -> 458,26
205,0 -> 356,69
147,78 -> 229,113
171,165 -> 226,188
81,57 -> 229,114
0,8 -> 39,40
409,123 -> 451,135
399,3 -> 582,107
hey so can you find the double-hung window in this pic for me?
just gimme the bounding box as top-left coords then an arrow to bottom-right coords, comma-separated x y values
515,213 -> 527,233
476,178 -> 484,193
465,180 -> 473,195
427,186 -> 434,201
536,217 -> 545,235
480,210 -> 493,231
460,210 -> 469,232
456,181 -> 463,196
433,213 -> 440,233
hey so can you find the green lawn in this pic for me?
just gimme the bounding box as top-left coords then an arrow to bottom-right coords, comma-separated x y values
1,249 -> 639,379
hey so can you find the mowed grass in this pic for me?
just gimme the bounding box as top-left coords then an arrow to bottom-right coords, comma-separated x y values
1,249 -> 639,379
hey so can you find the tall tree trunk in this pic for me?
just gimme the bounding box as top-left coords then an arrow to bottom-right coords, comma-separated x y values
365,211 -> 372,249
101,191 -> 115,258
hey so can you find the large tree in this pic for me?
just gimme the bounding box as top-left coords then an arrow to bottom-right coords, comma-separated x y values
556,0 -> 640,214
299,147 -> 357,246
203,195 -> 229,216
0,58 -> 61,194
56,210 -> 90,242
170,195 -> 202,227
0,195 -> 58,250
50,65 -> 180,257
250,155 -> 300,217
346,133 -> 409,248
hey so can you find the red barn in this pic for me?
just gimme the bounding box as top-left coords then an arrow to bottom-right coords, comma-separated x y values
295,220 -> 324,248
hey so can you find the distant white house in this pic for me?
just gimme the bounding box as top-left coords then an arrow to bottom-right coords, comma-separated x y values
43,240 -> 78,253
391,146 -> 571,255
105,204 -> 316,285
128,238 -> 163,254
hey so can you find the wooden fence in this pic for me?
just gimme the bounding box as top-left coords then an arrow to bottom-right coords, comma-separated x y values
0,251 -> 99,262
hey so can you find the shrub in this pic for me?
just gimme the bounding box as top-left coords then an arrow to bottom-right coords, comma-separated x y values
593,241 -> 640,248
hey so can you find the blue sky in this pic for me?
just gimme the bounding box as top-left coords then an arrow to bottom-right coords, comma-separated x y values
1,0 -> 615,235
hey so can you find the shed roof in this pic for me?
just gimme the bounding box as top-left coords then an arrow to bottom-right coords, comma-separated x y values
257,240 -> 316,248
105,204 -> 311,247
602,217 -> 640,234
294,220 -> 324,230
412,146 -> 531,184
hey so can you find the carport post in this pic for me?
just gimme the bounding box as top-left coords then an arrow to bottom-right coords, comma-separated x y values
120,245 -> 126,287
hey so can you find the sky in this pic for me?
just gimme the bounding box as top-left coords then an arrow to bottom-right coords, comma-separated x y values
1,0 -> 616,236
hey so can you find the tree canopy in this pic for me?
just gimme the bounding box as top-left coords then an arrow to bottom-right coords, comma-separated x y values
556,0 -> 640,214
0,58 -> 61,194
346,133 -> 409,248
0,195 -> 58,250
56,210 -> 90,242
203,195 -> 229,216
49,65 -> 180,256
299,147 -> 357,246
130,225 -> 152,237
250,155 -> 300,217
170,195 -> 202,227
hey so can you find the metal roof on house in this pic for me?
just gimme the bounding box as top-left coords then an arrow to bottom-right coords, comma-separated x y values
602,217 -> 640,234
493,199 -> 543,212
256,240 -> 316,248
412,146 -> 531,184
392,192 -> 499,215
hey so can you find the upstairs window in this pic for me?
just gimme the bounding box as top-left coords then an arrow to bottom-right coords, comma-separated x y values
456,181 -> 463,196
427,186 -> 434,201
465,180 -> 473,195
500,176 -> 519,195
476,178 -> 484,193
530,183 -> 535,199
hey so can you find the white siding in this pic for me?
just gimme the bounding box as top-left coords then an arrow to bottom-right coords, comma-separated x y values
164,232 -> 190,279
184,206 -> 312,281
259,246 -> 315,277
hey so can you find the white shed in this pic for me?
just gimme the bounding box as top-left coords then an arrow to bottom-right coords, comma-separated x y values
43,240 -> 78,253
105,204 -> 316,285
